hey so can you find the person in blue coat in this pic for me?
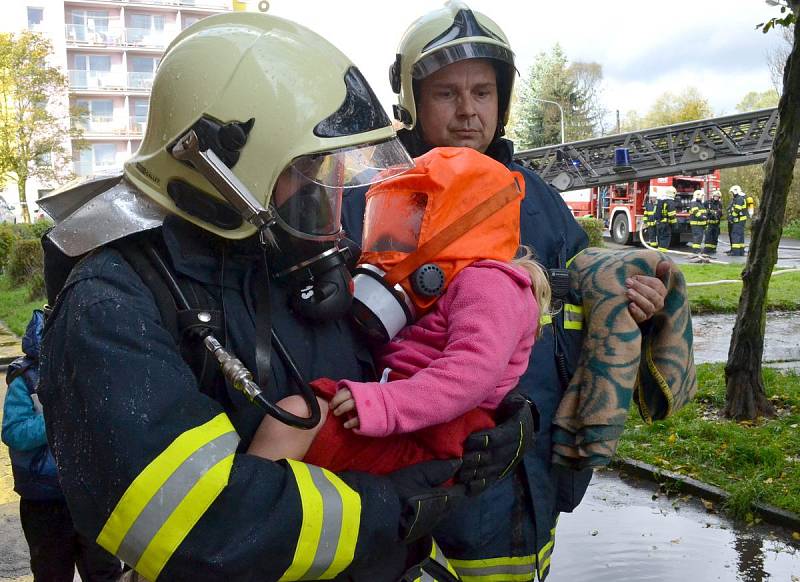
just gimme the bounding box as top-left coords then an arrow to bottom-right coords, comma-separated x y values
2,309 -> 121,581
342,4 -> 669,580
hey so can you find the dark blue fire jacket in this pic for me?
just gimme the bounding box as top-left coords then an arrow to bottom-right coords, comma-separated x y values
38,216 -> 417,582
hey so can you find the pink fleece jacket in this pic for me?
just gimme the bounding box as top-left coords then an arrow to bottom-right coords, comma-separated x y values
342,260 -> 539,438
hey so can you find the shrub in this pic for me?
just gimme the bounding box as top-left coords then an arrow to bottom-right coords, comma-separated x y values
577,216 -> 604,248
28,272 -> 46,302
13,220 -> 52,241
0,224 -> 15,271
7,238 -> 44,287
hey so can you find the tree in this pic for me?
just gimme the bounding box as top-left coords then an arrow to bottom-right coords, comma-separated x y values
724,1 -> 800,420
0,31 -> 81,223
720,90 -> 787,223
617,87 -> 713,132
511,44 -> 605,148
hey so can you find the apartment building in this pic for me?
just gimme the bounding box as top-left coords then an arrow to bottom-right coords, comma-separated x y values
1,0 -> 232,217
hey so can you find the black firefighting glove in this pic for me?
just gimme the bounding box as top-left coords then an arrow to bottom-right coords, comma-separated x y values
458,390 -> 539,496
385,459 -> 466,543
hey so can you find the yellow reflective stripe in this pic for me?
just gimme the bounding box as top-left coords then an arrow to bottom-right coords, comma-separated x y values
540,313 -> 553,326
137,453 -> 235,581
537,525 -> 557,579
97,413 -> 236,555
319,469 -> 360,580
450,555 -> 536,582
280,460 -> 361,581
563,303 -> 583,330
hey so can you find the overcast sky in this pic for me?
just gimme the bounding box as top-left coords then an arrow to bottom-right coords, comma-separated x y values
264,0 -> 785,125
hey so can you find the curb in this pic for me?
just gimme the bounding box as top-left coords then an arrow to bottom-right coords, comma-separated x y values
612,457 -> 800,531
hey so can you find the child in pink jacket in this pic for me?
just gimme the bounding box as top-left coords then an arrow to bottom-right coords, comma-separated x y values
248,147 -> 548,474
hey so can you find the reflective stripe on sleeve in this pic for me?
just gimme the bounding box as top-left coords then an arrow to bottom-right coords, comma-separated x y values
97,413 -> 239,581
563,303 -> 583,331
449,554 -> 536,582
537,523 -> 558,580
279,460 -> 361,581
540,313 -> 553,326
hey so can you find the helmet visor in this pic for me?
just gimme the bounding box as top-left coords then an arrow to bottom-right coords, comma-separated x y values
362,190 -> 427,253
413,43 -> 514,80
273,138 -> 413,237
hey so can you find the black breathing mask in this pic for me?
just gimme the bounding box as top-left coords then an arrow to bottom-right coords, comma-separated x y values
270,227 -> 357,321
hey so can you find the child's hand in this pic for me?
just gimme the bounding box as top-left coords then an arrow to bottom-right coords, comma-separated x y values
330,388 -> 360,429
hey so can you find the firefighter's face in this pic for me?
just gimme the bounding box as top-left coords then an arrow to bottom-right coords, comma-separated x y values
417,58 -> 499,153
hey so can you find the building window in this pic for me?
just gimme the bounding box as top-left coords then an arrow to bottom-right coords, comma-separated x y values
182,15 -> 201,30
27,7 -> 44,29
93,143 -> 117,168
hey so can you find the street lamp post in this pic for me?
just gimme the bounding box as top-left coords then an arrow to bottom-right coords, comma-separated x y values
531,97 -> 565,144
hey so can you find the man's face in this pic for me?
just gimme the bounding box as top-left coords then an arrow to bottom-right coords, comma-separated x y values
417,58 -> 499,153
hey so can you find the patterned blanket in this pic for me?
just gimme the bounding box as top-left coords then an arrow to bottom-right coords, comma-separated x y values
551,248 -> 697,469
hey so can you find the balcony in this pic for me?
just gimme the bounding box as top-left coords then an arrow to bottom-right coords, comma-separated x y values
69,70 -> 127,91
129,116 -> 148,135
65,24 -> 125,47
127,72 -> 155,91
73,160 -> 123,178
65,24 -> 173,49
125,27 -> 170,49
83,0 -> 232,10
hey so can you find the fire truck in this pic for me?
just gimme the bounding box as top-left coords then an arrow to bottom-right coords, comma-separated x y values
560,171 -> 720,245
514,107 -> 780,247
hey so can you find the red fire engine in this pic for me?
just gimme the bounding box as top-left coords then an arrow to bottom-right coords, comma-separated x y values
560,171 -> 721,245
514,108 -> 779,248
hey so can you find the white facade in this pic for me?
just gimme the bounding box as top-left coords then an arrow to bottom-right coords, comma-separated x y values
0,0 -> 232,220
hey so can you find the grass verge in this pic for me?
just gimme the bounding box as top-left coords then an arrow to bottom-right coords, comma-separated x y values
783,220 -> 800,240
0,275 -> 45,336
617,363 -> 800,520
680,263 -> 800,314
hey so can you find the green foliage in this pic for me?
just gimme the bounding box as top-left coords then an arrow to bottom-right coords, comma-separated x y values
620,88 -> 713,132
0,273 -> 45,335
27,271 -> 45,302
510,44 -> 605,148
736,89 -> 780,112
13,219 -> 52,240
577,216 -> 604,248
784,218 -> 800,239
758,3 -> 797,33
0,223 -> 14,270
618,363 -> 800,517
6,238 -> 43,287
0,31 -> 81,223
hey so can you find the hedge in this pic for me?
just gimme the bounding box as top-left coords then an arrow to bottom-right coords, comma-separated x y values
577,216 -> 604,248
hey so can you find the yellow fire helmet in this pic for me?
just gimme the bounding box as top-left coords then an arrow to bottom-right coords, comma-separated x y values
125,12 -> 412,240
693,189 -> 704,200
390,0 -> 515,132
729,185 -> 743,196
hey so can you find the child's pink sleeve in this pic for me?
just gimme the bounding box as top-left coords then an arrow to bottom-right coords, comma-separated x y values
342,267 -> 538,437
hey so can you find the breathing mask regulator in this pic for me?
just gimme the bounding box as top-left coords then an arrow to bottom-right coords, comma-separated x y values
169,117 -> 411,428
351,147 -> 525,342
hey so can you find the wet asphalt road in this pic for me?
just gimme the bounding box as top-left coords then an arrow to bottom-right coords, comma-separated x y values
548,469 -> 800,582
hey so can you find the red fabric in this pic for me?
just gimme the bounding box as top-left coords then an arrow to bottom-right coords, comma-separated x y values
304,377 -> 495,475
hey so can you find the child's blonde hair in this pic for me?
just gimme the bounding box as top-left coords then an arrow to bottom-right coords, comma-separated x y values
513,246 -> 551,336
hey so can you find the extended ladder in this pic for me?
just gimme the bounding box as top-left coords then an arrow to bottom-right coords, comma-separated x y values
514,107 -> 780,191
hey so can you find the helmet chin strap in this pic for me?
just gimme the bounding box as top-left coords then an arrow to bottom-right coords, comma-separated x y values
168,128 -> 322,429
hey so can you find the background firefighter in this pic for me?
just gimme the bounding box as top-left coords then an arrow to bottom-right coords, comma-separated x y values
688,189 -> 708,252
727,184 -> 749,256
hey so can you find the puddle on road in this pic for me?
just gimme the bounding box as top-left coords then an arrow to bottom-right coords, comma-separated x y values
692,312 -> 800,368
547,470 -> 800,582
